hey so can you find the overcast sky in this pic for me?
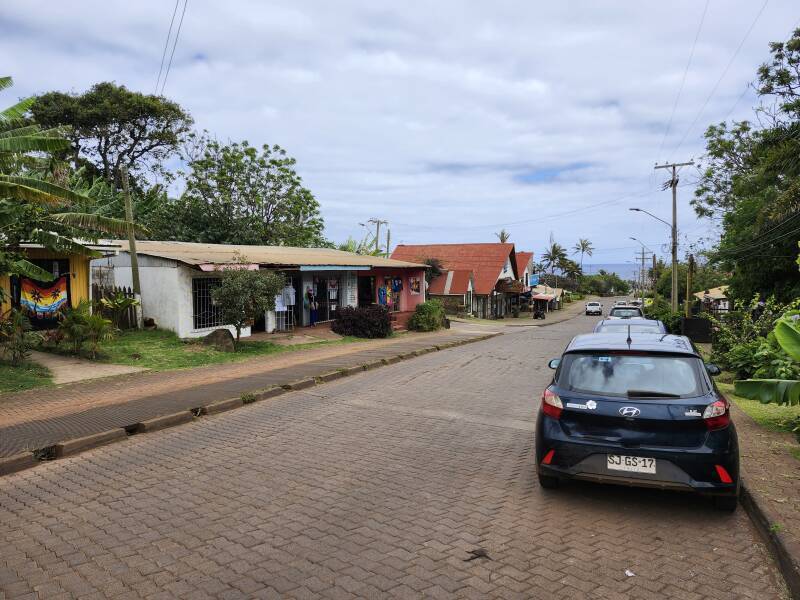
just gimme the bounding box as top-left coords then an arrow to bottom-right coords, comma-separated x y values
2,1 -> 797,264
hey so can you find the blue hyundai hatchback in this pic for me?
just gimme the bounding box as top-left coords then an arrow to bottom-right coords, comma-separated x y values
535,332 -> 739,510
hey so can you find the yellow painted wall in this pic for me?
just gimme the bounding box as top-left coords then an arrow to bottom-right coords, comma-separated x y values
1,249 -> 91,312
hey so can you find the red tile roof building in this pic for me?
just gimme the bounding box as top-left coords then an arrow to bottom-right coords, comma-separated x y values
390,243 -> 519,318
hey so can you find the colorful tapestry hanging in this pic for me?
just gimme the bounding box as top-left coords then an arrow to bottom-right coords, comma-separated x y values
18,275 -> 71,328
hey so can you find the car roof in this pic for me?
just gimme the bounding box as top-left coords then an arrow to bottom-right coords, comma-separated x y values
586,301 -> 601,304
595,318 -> 662,327
565,332 -> 698,356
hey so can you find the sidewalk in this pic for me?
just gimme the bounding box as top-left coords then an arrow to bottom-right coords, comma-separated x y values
29,350 -> 147,384
0,326 -> 496,458
451,295 -> 597,328
730,401 -> 800,593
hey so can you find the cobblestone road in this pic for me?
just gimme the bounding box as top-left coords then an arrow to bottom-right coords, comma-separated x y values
0,314 -> 788,599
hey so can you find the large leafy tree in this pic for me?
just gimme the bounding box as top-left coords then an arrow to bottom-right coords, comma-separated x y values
0,76 -> 130,288
165,138 -> 326,246
694,29 -> 800,302
30,82 -> 193,185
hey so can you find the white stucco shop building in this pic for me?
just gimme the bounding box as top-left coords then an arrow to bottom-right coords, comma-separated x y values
93,241 -> 427,339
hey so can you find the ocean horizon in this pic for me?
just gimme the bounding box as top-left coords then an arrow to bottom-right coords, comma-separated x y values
582,263 -> 641,281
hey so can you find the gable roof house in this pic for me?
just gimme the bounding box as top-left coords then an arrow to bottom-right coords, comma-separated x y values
515,251 -> 535,291
390,243 -> 518,318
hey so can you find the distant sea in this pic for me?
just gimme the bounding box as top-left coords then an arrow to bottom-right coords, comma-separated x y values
583,263 -> 640,281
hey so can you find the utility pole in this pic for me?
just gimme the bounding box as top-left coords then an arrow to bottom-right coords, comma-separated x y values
367,218 -> 388,254
385,229 -> 391,258
654,160 -> 693,312
651,254 -> 659,306
685,253 -> 695,318
121,166 -> 143,329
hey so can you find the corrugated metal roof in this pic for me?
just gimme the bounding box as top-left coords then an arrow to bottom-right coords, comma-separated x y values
111,240 -> 427,269
390,243 -> 516,295
693,285 -> 729,301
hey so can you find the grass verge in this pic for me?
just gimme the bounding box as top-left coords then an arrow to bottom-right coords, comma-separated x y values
0,360 -> 52,393
718,382 -> 800,446
94,329 -> 359,371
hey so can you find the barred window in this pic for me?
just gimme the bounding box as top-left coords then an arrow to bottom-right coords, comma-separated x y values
192,278 -> 223,329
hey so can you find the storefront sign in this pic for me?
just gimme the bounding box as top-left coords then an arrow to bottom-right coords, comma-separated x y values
528,273 -> 540,286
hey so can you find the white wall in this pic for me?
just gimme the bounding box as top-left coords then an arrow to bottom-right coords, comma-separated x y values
92,253 -> 249,339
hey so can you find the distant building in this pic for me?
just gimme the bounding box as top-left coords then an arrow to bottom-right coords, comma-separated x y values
515,251 -> 535,291
390,243 -> 518,318
694,285 -> 730,313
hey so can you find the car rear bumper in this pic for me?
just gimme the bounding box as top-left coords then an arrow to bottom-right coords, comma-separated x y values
536,415 -> 739,496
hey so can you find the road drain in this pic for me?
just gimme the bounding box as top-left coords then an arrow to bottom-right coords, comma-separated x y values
32,446 -> 56,461
124,424 -> 139,436
464,548 -> 492,562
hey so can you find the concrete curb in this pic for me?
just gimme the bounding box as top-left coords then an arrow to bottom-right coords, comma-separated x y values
55,429 -> 127,458
134,411 -> 194,434
740,479 -> 800,598
1,331 -> 501,477
0,452 -> 38,476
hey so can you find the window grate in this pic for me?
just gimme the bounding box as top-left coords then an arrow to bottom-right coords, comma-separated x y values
192,278 -> 223,330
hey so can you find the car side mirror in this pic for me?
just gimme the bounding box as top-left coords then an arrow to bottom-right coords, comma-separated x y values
705,363 -> 721,376
548,358 -> 561,370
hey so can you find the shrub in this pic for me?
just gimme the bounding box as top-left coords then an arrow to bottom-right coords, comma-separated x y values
85,313 -> 115,358
59,301 -> 91,355
99,291 -> 139,329
332,305 -> 392,338
408,300 -> 445,332
643,298 -> 682,334
0,309 -> 35,366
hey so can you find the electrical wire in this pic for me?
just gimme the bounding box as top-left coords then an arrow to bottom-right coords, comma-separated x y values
657,0 -> 710,159
669,0 -> 770,159
160,0 -> 189,95
155,0 -> 181,94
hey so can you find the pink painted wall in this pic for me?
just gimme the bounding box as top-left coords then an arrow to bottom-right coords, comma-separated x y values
361,268 -> 426,312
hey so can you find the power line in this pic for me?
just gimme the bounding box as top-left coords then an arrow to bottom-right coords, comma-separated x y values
160,0 -> 189,95
657,0 -> 710,159
155,0 -> 181,94
669,0 -> 770,159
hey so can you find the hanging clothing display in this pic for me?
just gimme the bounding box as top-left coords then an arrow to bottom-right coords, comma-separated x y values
17,275 -> 71,330
378,286 -> 387,305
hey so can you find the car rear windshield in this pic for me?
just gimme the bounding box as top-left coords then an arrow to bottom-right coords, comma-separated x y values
587,302 -> 600,306
557,352 -> 707,398
595,324 -> 661,333
609,308 -> 642,318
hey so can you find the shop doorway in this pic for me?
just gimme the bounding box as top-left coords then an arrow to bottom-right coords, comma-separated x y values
312,276 -> 340,323
358,276 -> 375,306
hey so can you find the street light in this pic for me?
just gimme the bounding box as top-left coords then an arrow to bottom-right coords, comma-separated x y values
629,207 -> 677,311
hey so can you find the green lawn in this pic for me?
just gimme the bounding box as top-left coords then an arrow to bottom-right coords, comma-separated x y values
718,382 -> 800,439
0,360 -> 52,393
95,329 -> 357,371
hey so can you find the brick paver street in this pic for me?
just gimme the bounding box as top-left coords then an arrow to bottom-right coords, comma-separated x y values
0,314 -> 788,599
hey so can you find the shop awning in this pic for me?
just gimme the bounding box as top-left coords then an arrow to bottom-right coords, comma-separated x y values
532,293 -> 555,301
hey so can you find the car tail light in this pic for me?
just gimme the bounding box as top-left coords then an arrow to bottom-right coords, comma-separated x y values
541,388 -> 562,419
703,398 -> 730,430
541,449 -> 555,465
715,464 -> 733,484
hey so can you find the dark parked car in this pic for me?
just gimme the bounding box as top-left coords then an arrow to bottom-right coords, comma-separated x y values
593,319 -> 666,334
535,333 -> 739,510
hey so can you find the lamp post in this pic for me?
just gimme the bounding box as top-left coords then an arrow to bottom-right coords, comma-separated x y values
629,207 -> 676,311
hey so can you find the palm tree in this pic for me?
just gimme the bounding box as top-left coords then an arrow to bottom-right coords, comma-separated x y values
495,228 -> 510,243
542,241 -> 567,287
1,76 -> 136,282
573,238 -> 594,271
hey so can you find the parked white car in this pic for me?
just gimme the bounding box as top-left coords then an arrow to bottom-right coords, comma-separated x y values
585,301 -> 603,316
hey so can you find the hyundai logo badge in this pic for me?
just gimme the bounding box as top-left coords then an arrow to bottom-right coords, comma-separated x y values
619,406 -> 641,418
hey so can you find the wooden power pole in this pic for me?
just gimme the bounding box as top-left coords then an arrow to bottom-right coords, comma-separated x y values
685,253 -> 695,318
367,218 -> 388,254
654,160 -> 693,312
121,166 -> 143,328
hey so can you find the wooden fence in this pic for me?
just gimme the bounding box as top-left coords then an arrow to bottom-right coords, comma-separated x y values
92,284 -> 137,330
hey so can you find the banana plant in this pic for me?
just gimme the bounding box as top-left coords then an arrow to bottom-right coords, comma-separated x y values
774,310 -> 800,362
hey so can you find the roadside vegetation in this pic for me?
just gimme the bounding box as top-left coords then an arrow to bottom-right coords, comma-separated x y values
0,361 -> 51,393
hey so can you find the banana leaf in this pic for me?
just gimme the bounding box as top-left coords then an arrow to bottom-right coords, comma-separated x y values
774,318 -> 800,362
734,379 -> 800,406
9,258 -> 56,282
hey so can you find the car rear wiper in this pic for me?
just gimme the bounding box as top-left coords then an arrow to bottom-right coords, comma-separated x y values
626,390 -> 681,398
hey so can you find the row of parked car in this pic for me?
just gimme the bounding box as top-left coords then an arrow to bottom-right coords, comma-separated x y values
535,298 -> 739,511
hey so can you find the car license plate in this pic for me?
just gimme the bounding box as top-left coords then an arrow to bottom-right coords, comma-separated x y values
607,455 -> 656,474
